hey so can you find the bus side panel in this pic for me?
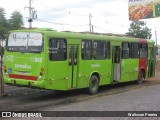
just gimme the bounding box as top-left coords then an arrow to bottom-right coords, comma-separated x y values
91,60 -> 112,86
121,59 -> 139,82
78,60 -> 112,88
99,60 -> 112,85
77,60 -> 89,88
138,58 -> 147,78
46,61 -> 69,90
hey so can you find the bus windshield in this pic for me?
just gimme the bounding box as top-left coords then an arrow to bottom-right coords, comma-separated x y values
6,32 -> 43,53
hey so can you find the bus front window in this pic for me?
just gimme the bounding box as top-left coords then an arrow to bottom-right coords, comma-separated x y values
7,32 -> 43,53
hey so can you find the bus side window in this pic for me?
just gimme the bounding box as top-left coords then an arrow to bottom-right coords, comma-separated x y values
114,46 -> 121,63
122,42 -> 130,59
49,38 -> 67,61
130,43 -> 139,58
82,40 -> 92,60
93,41 -> 106,60
140,44 -> 148,58
106,41 -> 110,59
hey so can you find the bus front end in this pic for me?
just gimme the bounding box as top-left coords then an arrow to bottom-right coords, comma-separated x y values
3,31 -> 46,89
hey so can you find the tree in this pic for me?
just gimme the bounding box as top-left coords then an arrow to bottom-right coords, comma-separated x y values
9,11 -> 23,30
126,21 -> 152,39
0,8 -> 24,46
0,7 -> 7,40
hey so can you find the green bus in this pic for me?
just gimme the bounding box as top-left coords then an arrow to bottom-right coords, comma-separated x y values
3,28 -> 156,94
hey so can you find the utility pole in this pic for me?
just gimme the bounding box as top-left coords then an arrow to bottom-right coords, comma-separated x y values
0,46 -> 4,95
154,29 -> 158,76
155,29 -> 158,55
89,13 -> 92,33
92,25 -> 94,33
29,0 -> 32,28
25,0 -> 37,29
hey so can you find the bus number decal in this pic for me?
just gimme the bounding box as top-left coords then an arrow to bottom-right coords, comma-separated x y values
29,57 -> 42,63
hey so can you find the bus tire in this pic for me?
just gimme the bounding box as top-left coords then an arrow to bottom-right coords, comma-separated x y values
88,75 -> 99,95
137,71 -> 143,84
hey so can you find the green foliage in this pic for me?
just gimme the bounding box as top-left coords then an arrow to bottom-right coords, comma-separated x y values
0,7 -> 24,41
126,21 -> 152,39
9,11 -> 23,30
0,7 -> 8,40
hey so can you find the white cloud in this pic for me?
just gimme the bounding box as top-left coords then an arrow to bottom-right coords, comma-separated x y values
0,0 -> 160,44
0,0 -> 28,18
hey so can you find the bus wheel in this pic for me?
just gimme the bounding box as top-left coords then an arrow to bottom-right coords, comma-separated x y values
88,75 -> 99,95
137,71 -> 144,84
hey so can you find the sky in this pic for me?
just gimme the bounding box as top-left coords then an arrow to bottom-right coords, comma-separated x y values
0,0 -> 160,44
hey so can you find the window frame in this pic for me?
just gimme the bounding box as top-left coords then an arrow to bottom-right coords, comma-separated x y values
81,40 -> 92,60
122,42 -> 130,59
49,38 -> 67,61
6,32 -> 44,53
130,43 -> 139,58
93,40 -> 107,60
139,43 -> 148,58
106,41 -> 111,59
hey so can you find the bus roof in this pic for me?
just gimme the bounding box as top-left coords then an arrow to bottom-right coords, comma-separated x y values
10,28 -> 155,44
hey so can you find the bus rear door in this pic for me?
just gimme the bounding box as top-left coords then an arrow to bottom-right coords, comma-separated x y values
148,47 -> 156,77
68,44 -> 79,88
112,46 -> 121,82
139,43 -> 148,79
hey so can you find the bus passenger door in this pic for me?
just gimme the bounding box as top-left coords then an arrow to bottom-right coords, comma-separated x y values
112,46 -> 121,82
68,45 -> 79,88
148,47 -> 156,77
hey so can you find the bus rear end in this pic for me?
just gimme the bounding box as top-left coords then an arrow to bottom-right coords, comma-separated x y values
3,31 -> 46,88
